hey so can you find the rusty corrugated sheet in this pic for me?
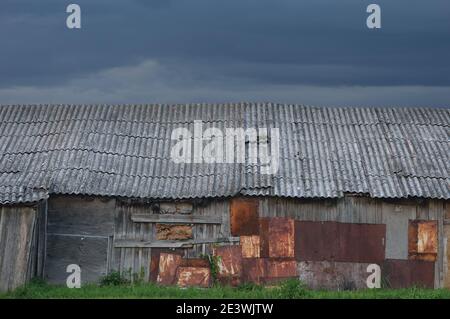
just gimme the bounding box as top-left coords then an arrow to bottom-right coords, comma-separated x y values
260,217 -> 295,258
382,259 -> 435,288
240,235 -> 260,258
0,104 -> 448,205
156,224 -> 193,240
156,252 -> 183,285
408,220 -> 438,261
295,221 -> 385,263
214,245 -> 242,282
298,261 -> 371,290
230,198 -> 259,236
176,267 -> 211,288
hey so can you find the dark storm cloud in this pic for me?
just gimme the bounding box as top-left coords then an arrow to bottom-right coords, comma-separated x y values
0,0 -> 449,105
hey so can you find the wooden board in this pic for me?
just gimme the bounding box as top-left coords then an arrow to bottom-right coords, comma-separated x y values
445,225 -> 450,288
0,206 -> 37,292
295,221 -> 386,263
45,234 -> 108,284
132,214 -> 221,224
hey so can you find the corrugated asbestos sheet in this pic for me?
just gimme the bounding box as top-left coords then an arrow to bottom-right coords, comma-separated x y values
0,103 -> 448,204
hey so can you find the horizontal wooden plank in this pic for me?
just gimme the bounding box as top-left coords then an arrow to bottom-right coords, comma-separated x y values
131,214 -> 222,224
114,237 -> 239,248
444,219 -> 450,225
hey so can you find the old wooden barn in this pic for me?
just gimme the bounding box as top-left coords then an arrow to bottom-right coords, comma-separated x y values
0,103 -> 449,291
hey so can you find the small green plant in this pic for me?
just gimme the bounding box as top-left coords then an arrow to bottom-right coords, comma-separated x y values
200,253 -> 221,284
99,271 -> 130,286
278,279 -> 310,299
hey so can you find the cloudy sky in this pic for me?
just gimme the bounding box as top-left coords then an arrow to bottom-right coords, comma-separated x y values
0,0 -> 449,107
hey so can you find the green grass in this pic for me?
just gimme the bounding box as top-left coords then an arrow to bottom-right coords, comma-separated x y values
1,279 -> 450,299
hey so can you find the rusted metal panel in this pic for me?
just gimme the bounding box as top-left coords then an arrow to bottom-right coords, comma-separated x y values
260,217 -> 295,258
382,259 -> 435,289
298,261 -> 371,290
156,224 -> 193,240
156,252 -> 183,285
269,218 -> 295,258
181,258 -> 210,268
230,198 -> 259,236
214,245 -> 242,278
242,258 -> 265,284
264,258 -> 297,279
295,221 -> 385,263
259,218 -> 270,257
241,235 -> 261,258
176,267 -> 211,288
408,220 -> 438,262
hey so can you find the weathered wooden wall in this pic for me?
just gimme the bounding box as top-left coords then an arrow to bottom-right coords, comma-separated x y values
45,196 -> 115,284
0,203 -> 46,292
258,196 -> 448,288
41,195 -> 448,289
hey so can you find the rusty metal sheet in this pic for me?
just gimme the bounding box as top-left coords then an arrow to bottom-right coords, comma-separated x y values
176,267 -> 211,288
214,245 -> 242,278
298,261 -> 371,290
269,218 -> 295,258
259,218 -> 270,257
156,252 -> 183,285
260,217 -> 295,258
382,259 -> 435,288
295,221 -> 385,263
181,258 -> 210,268
242,258 -> 266,284
408,220 -> 438,261
241,235 -> 260,258
264,258 -> 297,278
150,249 -> 183,282
156,224 -> 193,240
230,198 -> 259,236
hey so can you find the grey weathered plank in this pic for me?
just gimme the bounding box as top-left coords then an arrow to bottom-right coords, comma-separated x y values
131,214 -> 222,224
114,237 -> 240,248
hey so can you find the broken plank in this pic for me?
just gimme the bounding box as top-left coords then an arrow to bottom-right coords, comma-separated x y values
114,237 -> 240,248
131,214 -> 222,224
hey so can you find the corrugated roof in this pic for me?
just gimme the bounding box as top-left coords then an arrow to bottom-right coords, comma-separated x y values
0,103 -> 448,204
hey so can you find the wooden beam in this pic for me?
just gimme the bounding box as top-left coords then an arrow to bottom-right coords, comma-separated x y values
114,237 -> 240,248
131,214 -> 222,224
444,219 -> 450,225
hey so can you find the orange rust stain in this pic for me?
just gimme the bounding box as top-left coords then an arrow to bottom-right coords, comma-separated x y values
267,218 -> 295,258
265,258 -> 298,278
241,235 -> 260,258
157,253 -> 182,285
230,198 -> 259,236
409,220 -> 438,262
176,267 -> 211,288
214,245 -> 242,277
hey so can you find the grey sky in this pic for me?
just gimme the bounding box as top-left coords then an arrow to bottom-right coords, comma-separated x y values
0,0 -> 449,107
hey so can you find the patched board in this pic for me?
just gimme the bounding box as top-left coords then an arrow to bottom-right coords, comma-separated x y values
295,221 -> 386,263
382,259 -> 435,288
230,198 -> 259,236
